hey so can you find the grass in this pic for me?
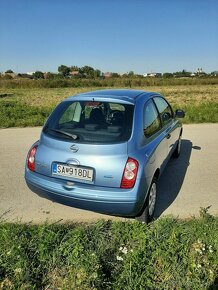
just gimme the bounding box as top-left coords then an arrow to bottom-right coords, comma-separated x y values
1,77 -> 218,89
0,99 -> 51,127
0,85 -> 218,128
0,211 -> 218,289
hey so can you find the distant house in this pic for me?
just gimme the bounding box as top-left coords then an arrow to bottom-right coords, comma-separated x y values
196,68 -> 206,76
103,72 -> 112,78
3,72 -> 17,78
144,72 -> 162,77
70,71 -> 80,76
211,71 -> 218,76
44,72 -> 49,79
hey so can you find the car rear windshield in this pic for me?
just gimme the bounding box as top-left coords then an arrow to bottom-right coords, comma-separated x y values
43,100 -> 134,144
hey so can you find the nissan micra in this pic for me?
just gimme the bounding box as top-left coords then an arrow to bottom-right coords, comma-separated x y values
25,89 -> 185,223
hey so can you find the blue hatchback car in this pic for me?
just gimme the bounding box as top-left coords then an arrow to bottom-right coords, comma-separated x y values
25,89 -> 184,222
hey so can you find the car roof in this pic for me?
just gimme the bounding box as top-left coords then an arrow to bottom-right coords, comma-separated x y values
67,89 -> 159,104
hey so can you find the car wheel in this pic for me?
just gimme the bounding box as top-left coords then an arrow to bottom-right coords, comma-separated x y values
136,177 -> 157,224
173,134 -> 182,158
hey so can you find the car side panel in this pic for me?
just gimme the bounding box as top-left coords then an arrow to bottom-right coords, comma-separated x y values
127,95 -> 169,212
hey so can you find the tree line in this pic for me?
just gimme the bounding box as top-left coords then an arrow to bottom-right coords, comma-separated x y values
1,66 -> 218,80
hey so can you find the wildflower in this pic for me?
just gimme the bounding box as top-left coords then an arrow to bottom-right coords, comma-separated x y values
116,255 -> 124,261
130,249 -> 133,253
197,264 -> 201,268
209,245 -> 213,253
6,251 -> 11,255
195,248 -> 203,255
209,270 -> 213,275
14,268 -> 22,274
192,240 -> 205,255
92,272 -> 98,279
121,247 -> 128,255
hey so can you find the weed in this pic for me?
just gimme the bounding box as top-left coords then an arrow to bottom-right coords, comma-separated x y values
0,216 -> 217,289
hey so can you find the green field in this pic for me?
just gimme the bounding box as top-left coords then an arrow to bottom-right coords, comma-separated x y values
0,84 -> 218,127
0,211 -> 217,289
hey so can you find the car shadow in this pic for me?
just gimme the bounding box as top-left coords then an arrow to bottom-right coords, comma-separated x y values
154,139 -> 199,219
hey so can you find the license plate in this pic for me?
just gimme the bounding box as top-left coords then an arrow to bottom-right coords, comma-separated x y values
52,163 -> 93,181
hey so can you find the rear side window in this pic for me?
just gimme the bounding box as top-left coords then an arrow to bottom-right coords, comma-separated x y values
43,101 -> 134,144
59,102 -> 82,124
143,100 -> 161,138
153,97 -> 173,126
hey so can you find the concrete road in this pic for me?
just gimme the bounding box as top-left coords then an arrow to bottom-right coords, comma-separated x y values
0,124 -> 217,223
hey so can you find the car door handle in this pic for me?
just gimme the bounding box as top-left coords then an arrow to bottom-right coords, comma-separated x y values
166,133 -> 171,139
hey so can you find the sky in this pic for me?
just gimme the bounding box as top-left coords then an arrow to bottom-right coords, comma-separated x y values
0,0 -> 218,74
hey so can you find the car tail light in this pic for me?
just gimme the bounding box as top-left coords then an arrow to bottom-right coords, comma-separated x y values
27,145 -> 38,171
121,157 -> 139,189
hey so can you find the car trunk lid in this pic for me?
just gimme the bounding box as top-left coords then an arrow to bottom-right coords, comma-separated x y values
35,133 -> 128,188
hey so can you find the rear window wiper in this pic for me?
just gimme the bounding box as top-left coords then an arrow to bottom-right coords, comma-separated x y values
49,129 -> 78,140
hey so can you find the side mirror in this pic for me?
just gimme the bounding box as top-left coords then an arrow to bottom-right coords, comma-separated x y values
175,109 -> 185,118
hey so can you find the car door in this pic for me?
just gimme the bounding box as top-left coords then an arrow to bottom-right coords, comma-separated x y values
142,99 -> 168,176
153,96 -> 178,157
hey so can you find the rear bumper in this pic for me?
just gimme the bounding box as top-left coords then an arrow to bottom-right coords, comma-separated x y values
25,169 -> 144,217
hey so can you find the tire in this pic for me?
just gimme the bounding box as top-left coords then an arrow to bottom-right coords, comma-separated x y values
172,134 -> 182,158
136,177 -> 157,224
